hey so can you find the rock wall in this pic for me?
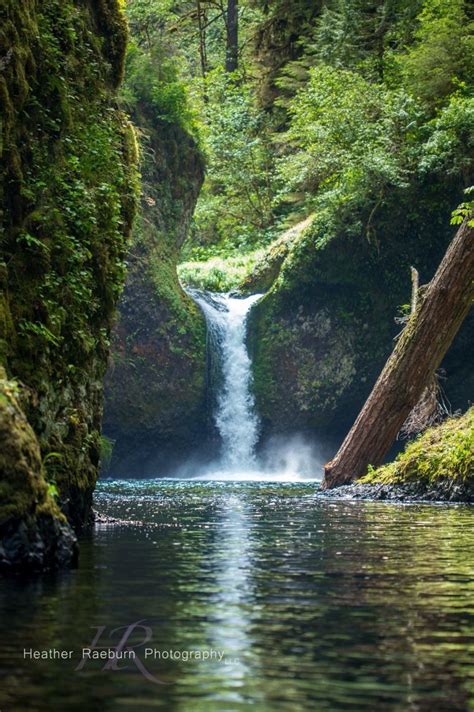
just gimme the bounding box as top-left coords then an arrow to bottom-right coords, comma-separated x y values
103,106 -> 207,476
248,178 -> 474,443
0,0 -> 138,569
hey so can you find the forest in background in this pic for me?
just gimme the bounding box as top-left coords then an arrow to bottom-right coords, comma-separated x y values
102,0 -> 473,476
121,0 -> 473,289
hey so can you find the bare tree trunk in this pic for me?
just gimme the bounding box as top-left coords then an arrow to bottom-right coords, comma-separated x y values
323,219 -> 474,489
196,0 -> 208,80
225,0 -> 238,72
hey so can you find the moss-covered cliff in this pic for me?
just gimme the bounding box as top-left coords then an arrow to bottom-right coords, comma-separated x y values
103,103 -> 206,476
0,0 -> 138,569
248,179 -> 474,442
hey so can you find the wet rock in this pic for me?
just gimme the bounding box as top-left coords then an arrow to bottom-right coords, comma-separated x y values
0,374 -> 78,571
317,481 -> 474,504
0,516 -> 78,572
104,110 -> 207,476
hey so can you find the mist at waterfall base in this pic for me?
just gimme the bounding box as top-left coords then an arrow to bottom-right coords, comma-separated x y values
178,290 -> 325,482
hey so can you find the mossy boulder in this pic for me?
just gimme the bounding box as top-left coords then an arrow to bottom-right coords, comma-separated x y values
359,408 -> 474,500
239,216 -> 314,295
0,0 -> 138,565
0,371 -> 77,569
248,179 -> 474,442
104,106 -> 207,475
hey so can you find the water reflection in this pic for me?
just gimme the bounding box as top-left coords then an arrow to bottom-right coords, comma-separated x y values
208,495 -> 254,689
0,480 -> 473,711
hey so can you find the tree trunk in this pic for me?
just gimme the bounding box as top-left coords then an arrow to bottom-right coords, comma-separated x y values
323,219 -> 474,489
196,0 -> 208,80
225,0 -> 238,72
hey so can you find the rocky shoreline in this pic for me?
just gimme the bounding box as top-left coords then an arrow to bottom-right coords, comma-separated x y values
317,480 -> 474,504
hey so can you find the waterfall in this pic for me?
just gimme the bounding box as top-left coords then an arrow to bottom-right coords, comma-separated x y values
185,288 -> 323,480
190,290 -> 261,470
188,290 -> 262,471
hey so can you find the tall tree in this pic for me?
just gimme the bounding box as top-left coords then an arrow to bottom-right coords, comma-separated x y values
323,218 -> 474,489
225,0 -> 239,71
196,0 -> 209,78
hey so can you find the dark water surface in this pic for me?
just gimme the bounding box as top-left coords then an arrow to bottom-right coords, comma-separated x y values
1,479 -> 474,711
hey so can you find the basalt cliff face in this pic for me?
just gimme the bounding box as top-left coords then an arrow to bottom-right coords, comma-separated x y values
103,106 -> 207,476
0,0 -> 138,569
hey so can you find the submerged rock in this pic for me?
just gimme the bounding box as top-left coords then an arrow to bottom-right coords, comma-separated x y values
317,481 -> 474,504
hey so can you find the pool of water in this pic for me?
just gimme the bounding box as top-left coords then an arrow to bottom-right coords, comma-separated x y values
1,479 -> 474,711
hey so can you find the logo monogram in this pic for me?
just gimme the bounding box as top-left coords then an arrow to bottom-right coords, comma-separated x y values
75,620 -> 166,685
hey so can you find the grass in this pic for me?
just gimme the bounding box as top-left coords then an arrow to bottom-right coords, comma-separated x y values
178,216 -> 315,293
178,250 -> 264,292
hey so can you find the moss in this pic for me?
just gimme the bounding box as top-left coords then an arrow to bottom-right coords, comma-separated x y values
104,108 -> 207,473
0,0 -> 139,536
0,369 -> 64,528
93,0 -> 129,88
361,409 -> 474,486
239,216 -> 315,295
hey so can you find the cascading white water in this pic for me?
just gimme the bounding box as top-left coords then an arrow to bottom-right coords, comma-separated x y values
184,288 -> 323,481
190,291 -> 262,470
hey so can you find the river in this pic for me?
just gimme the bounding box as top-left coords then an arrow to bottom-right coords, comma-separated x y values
1,480 -> 474,710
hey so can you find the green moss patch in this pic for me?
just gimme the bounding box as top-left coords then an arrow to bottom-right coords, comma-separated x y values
362,408 -> 474,486
0,370 -> 64,528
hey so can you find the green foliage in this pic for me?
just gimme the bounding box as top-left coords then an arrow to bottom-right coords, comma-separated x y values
187,69 -> 281,257
308,0 -> 421,81
121,40 -> 194,130
99,435 -> 115,470
129,0 -> 472,263
1,0 -> 140,373
451,187 -> 474,228
419,95 -> 474,177
179,250 -> 264,291
278,66 -> 422,222
47,482 -> 59,499
397,0 -> 474,107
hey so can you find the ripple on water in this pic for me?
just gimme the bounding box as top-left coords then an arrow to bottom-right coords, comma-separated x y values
1,479 -> 474,712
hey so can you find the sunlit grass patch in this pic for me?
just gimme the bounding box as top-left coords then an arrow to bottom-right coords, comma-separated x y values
178,250 -> 264,292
